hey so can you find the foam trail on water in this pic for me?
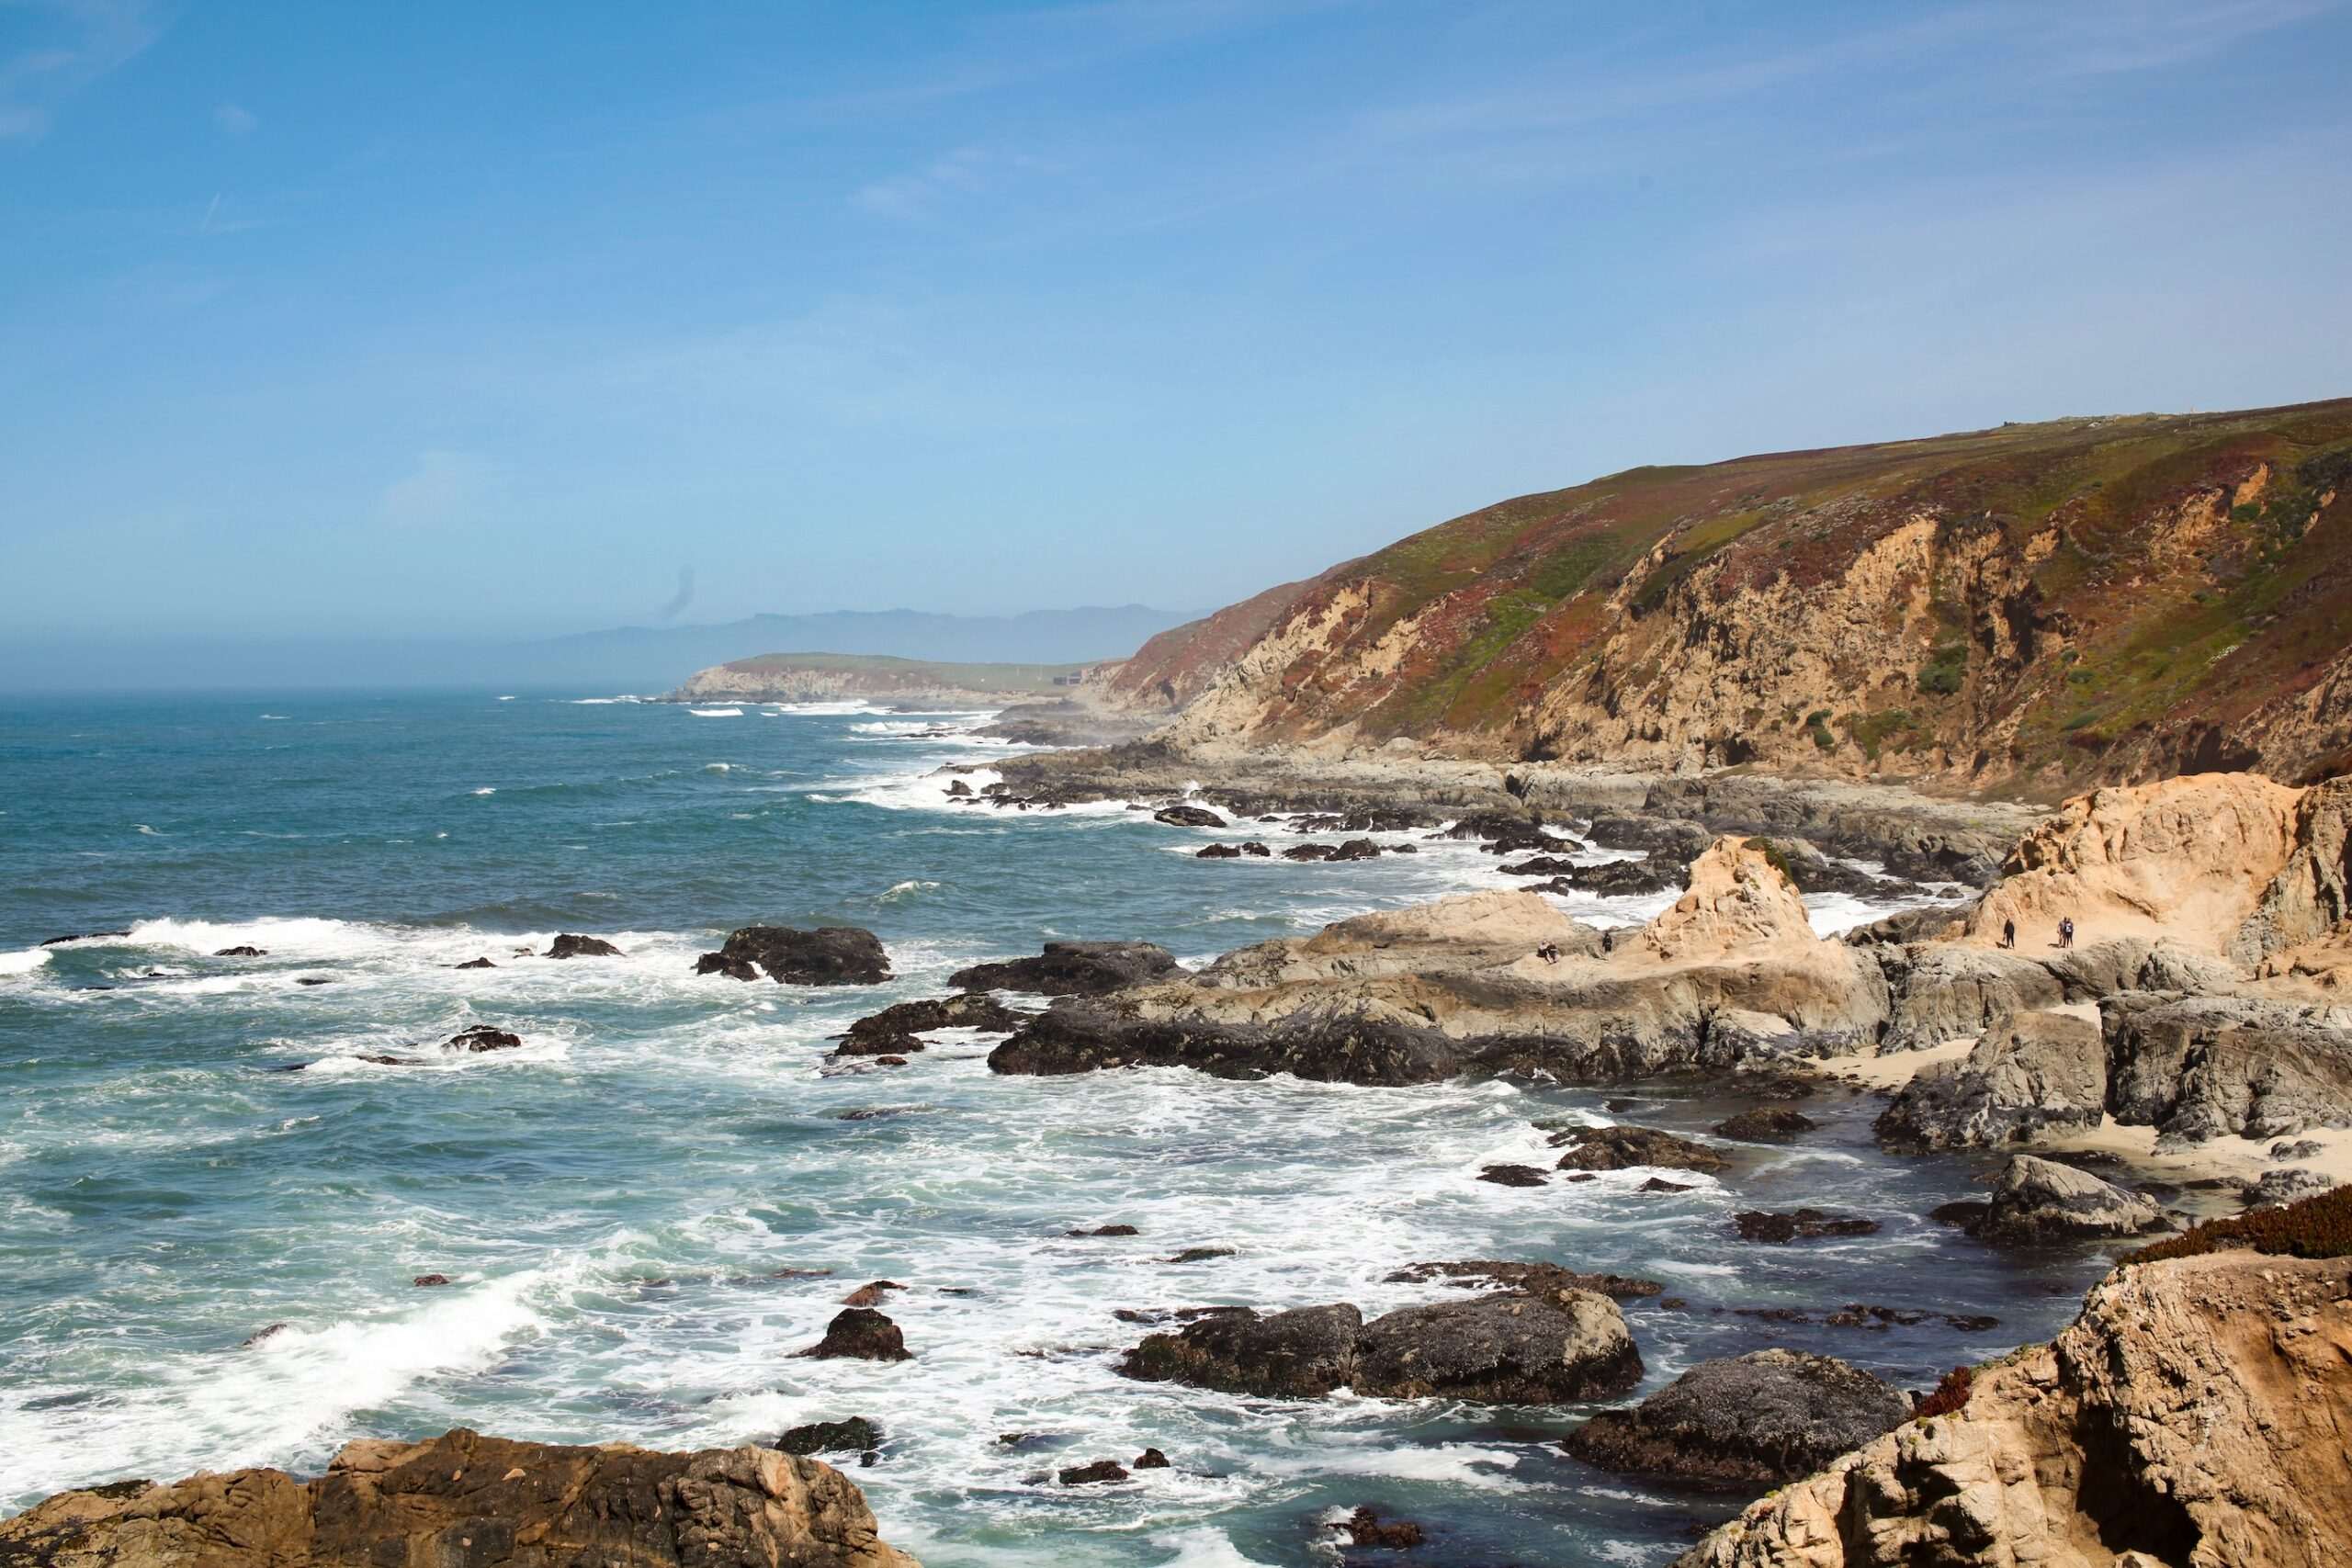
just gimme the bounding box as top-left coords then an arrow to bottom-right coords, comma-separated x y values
688,707 -> 743,717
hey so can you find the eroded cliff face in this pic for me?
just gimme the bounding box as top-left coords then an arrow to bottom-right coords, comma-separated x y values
1121,400 -> 2352,789
1674,1250 -> 2352,1568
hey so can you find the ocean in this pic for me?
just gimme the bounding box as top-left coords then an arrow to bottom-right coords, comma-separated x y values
0,691 -> 2109,1565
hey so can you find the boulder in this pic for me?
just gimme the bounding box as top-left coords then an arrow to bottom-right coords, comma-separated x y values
1552,1124 -> 1729,1173
1331,1507 -> 1425,1548
945,778 -> 973,797
1118,1303 -> 1363,1398
545,933 -> 622,959
797,1308 -> 910,1361
0,1428 -> 918,1568
699,926 -> 890,987
1875,1010 -> 2107,1152
1711,1107 -> 1816,1143
1328,838 -> 1383,862
1133,1448 -> 1169,1469
695,953 -> 761,982
213,944 -> 267,957
2241,1167 -> 2337,1207
1154,805 -> 1226,828
447,1025 -> 522,1053
1195,843 -> 1242,860
1241,841 -> 1272,856
1477,1163 -> 1549,1187
949,941 -> 1181,997
1057,1461 -> 1128,1485
776,1417 -> 882,1461
454,956 -> 497,969
1351,1290 -> 1642,1402
1565,857 -> 1685,896
1971,1155 -> 2166,1243
1067,1224 -> 1139,1237
840,1280 -> 903,1307
1565,1349 -> 1912,1485
1282,843 -> 1335,862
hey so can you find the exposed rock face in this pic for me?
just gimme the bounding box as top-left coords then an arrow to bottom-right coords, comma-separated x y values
447,1025 -> 523,1054
1565,1350 -> 1912,1485
1675,1252 -> 2352,1568
776,1417 -> 882,1461
1971,1155 -> 2167,1245
545,933 -> 622,959
949,941 -> 1182,996
2102,992 -> 2352,1145
797,1308 -> 910,1361
1153,804 -> 1227,828
1876,1010 -> 2107,1151
1711,1107 -> 1815,1143
1099,402 -> 2352,789
1735,1209 -> 1880,1244
1873,944 -> 2064,1051
697,926 -> 891,986
0,1428 -> 918,1568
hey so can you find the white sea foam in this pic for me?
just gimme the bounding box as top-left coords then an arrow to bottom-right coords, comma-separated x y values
877,880 -> 940,901
132,824 -> 162,836
0,948 -> 51,977
497,695 -> 516,702
566,694 -> 645,704
471,787 -> 496,795
688,706 -> 743,717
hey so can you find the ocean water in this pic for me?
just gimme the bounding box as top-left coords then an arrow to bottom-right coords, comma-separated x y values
0,692 -> 2110,1564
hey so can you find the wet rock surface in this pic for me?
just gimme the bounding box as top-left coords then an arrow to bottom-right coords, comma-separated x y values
1551,1124 -> 1730,1173
697,925 -> 891,986
544,933 -> 623,959
950,940 -> 1183,997
797,1308 -> 911,1361
1565,1348 -> 1912,1485
1734,1209 -> 1881,1244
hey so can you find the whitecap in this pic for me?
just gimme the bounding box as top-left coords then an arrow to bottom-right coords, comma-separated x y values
877,880 -> 939,902
132,824 -> 162,836
0,948 -> 51,978
471,787 -> 496,796
689,707 -> 744,718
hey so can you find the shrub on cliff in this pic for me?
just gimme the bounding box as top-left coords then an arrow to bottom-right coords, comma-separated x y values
2122,1184 -> 2352,1266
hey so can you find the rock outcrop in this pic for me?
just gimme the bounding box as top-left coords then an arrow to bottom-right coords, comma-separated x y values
695,926 -> 891,986
0,1428 -> 918,1568
1875,1010 -> 2106,1151
1970,1155 -> 2167,1244
948,941 -> 1183,997
1565,1350 -> 1912,1485
1675,1250 -> 2352,1568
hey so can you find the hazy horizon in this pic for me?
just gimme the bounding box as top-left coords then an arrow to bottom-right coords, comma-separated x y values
6,0 -> 2350,660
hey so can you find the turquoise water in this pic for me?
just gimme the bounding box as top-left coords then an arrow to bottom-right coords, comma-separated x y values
1,692 -> 2104,1565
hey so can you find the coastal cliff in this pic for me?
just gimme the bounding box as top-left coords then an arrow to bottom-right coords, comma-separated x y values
1107,400 -> 2352,789
1676,1226 -> 2352,1568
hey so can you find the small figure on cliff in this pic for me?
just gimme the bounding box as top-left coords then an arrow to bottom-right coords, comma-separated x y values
2057,917 -> 2075,950
2000,918 -> 2016,950
1535,942 -> 1560,965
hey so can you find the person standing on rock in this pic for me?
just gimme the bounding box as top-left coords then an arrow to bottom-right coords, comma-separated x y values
2057,917 -> 2075,949
2001,918 -> 2016,950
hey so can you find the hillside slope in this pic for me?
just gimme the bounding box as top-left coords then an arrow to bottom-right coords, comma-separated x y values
1122,400 -> 2352,790
671,652 -> 1106,704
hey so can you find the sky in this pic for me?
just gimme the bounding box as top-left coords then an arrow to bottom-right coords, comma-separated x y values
3,0 -> 2350,659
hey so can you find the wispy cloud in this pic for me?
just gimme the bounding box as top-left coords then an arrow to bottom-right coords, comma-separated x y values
0,0 -> 162,143
852,146 -> 1050,220
213,100 -> 256,135
379,450 -> 501,529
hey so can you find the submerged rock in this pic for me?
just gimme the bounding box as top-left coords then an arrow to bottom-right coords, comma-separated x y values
1477,1163 -> 1549,1187
1384,1259 -> 1666,1301
1711,1107 -> 1816,1143
1566,1348 -> 1912,1485
1332,1506 -> 1425,1548
0,1427 -> 919,1568
835,993 -> 1022,1055
213,944 -> 267,957
1734,1209 -> 1881,1244
776,1416 -> 883,1462
454,956 -> 497,969
950,941 -> 1182,996
545,933 -> 622,959
1057,1460 -> 1129,1485
446,1025 -> 521,1053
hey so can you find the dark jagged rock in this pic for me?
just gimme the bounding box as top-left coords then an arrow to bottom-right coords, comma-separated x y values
1551,1124 -> 1730,1173
840,1280 -> 903,1307
1564,857 -> 1685,895
1585,814 -> 1714,860
454,956 -> 497,969
545,933 -> 622,959
1641,1177 -> 1693,1192
447,1025 -> 521,1053
412,1273 -> 452,1287
296,976 -> 332,987
797,1308 -> 910,1361
1969,1155 -> 2166,1244
1735,1209 -> 1880,1243
1500,855 -> 1585,876
1132,1448 -> 1169,1469
40,929 -> 130,946
1057,1460 -> 1129,1485
1384,1259 -> 1666,1301
695,953 -> 761,981
1328,838 -> 1383,862
1283,843 -> 1335,862
1164,1247 -> 1235,1263
1121,1303 -> 1363,1397
1351,1291 -> 1642,1402
835,993 -> 1022,1055
213,944 -> 267,957
1068,1224 -> 1140,1237
0,1428 -> 918,1568
945,777 -> 973,797
1154,805 -> 1227,829
1477,1163 -> 1549,1187
1241,840 -> 1272,856
1929,1199 -> 1990,1227
950,941 -> 1181,997
988,1001 -> 1461,1085
1712,1107 -> 1816,1143
699,925 -> 890,986
1333,1506 -> 1425,1548
1877,1009 -> 2106,1152
776,1416 -> 882,1461
1564,1349 -> 1912,1485
1196,843 -> 1242,859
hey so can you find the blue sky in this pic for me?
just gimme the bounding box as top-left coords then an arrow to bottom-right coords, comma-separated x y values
4,0 -> 2349,647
